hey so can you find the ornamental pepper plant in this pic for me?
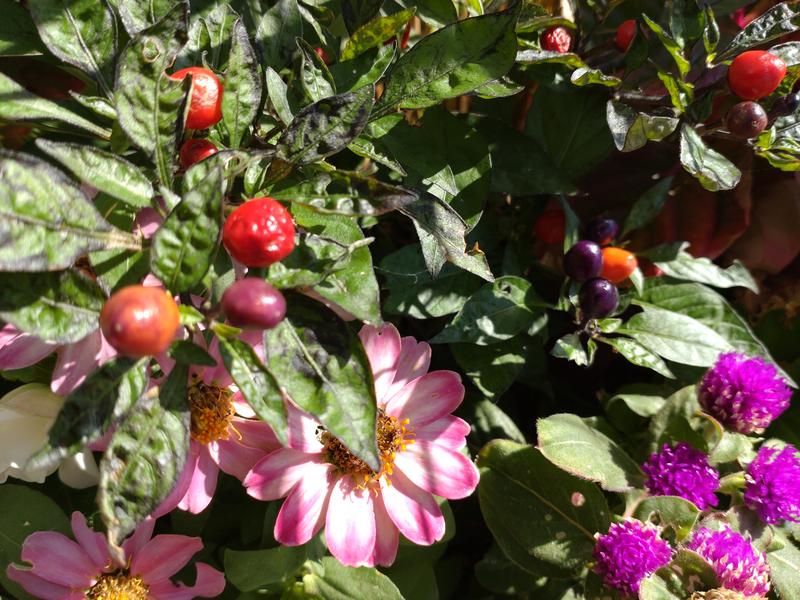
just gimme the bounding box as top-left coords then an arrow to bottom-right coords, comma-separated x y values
3,0 -> 800,599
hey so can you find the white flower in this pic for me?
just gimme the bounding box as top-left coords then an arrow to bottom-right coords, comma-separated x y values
0,383 -> 98,487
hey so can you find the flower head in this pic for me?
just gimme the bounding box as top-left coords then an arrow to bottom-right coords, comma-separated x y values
7,512 -> 225,600
744,444 -> 800,524
687,527 -> 770,598
244,323 -> 479,567
643,443 -> 720,510
698,352 -> 791,434
593,520 -> 674,596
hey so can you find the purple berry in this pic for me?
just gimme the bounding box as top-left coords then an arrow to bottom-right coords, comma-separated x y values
584,217 -> 619,246
726,101 -> 768,138
221,278 -> 286,330
771,93 -> 800,118
564,240 -> 603,282
579,278 -> 619,318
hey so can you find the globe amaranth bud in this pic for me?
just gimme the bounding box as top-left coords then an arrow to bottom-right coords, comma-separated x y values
744,444 -> 800,525
642,443 -> 720,510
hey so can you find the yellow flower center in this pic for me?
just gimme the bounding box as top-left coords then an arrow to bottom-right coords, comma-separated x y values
85,571 -> 148,600
189,377 -> 235,444
320,410 -> 414,485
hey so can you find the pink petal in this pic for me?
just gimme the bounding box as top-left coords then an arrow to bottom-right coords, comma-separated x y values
121,518 -> 155,561
232,393 -> 256,418
286,400 -> 323,453
394,440 -> 479,500
51,330 -> 116,395
133,207 -> 163,239
245,449 -> 325,500
382,469 -> 445,545
233,416 -> 280,452
0,324 -> 56,370
384,371 -> 464,426
200,337 -> 231,388
385,336 -> 431,400
21,532 -> 99,588
414,416 -> 470,451
147,563 -> 226,600
131,535 -> 203,582
177,444 -> 219,514
359,323 -> 401,405
209,438 -> 263,481
6,566 -> 82,600
152,450 -> 196,519
373,495 -> 399,567
325,478 -> 377,567
274,463 -> 334,546
70,512 -> 111,572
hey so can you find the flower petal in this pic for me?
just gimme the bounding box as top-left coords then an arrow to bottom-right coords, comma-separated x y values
394,440 -> 479,500
385,336 -> 431,400
153,450 -> 196,519
245,448 -> 325,500
177,444 -> 219,514
6,566 -> 82,600
52,330 -> 110,395
121,518 -> 155,561
373,495 -> 399,567
131,535 -> 203,582
69,512 -> 110,572
0,324 -> 56,370
21,532 -> 98,588
233,416 -> 280,452
210,438 -> 264,481
286,400 -> 324,453
147,563 -> 226,600
359,323 -> 401,405
325,477 -> 377,567
384,371 -> 464,426
414,416 -> 470,451
274,462 -> 334,546
58,448 -> 100,489
382,469 -> 444,545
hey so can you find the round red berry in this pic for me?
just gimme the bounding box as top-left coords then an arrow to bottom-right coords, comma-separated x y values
728,51 -> 787,100
100,285 -> 180,357
615,20 -> 637,52
221,278 -> 286,330
179,138 -> 218,169
169,67 -> 223,130
533,209 -> 566,245
222,197 -> 296,267
541,26 -> 573,54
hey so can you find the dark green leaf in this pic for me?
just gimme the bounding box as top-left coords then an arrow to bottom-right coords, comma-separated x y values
679,125 -> 741,191
767,529 -> 800,600
655,252 -> 758,292
113,0 -> 175,36
266,66 -> 293,125
263,294 -> 379,471
516,49 -> 586,68
471,399 -> 526,444
28,0 -> 117,96
570,67 -> 621,87
622,177 -> 674,235
331,44 -> 395,92
0,0 -> 46,56
551,332 -> 589,366
703,6 -> 720,59
342,0 -> 383,34
302,557 -> 404,599
256,0 -> 302,70
341,8 -> 415,61
168,339 -> 216,367
718,2 -> 800,61
606,100 -> 679,153
0,150 -> 139,271
297,38 -> 336,102
600,336 -> 675,378
452,336 -> 530,398
472,77 -> 525,98
36,139 -> 153,208
640,550 -> 719,599
632,496 -> 700,540
642,14 -> 690,77
223,19 -> 262,148
658,69 -> 694,112
225,546 -> 307,591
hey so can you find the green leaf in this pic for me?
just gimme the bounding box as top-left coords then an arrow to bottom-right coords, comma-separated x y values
225,546 -> 307,591
431,276 -> 544,345
471,399 -> 526,444
28,0 -> 117,96
302,557 -> 404,599
375,6 -> 518,115
767,529 -> 800,600
341,8 -> 415,61
0,0 -> 46,56
331,44 -> 396,92
551,333 -> 589,366
516,49 -> 586,68
342,0 -> 384,34
151,166 -> 223,293
640,550 -> 719,600
606,100 -> 679,153
217,336 -> 289,445
478,440 -> 610,577
642,14 -> 690,77
537,413 -> 644,492
570,67 -> 621,87
222,19 -> 262,148
0,270 -> 105,343
113,0 -> 175,36
266,66 -> 293,125
98,364 -> 190,545
0,71 -> 111,138
276,85 -> 374,165
36,139 -> 153,208
718,2 -> 800,61
657,69 -> 694,112
263,294 -> 379,471
599,336 -> 675,378
679,125 -> 741,191
703,6 -> 720,60
632,496 -> 700,541
29,357 -> 148,470
256,0 -> 302,70
168,339 -> 216,367
0,150 -> 139,271
655,252 -> 758,293
472,77 -> 525,98
452,336 -> 530,398
114,2 -> 190,187
297,38 -> 336,102
622,176 -> 674,235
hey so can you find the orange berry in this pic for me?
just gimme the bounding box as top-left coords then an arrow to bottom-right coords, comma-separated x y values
600,247 -> 638,283
100,285 -> 180,357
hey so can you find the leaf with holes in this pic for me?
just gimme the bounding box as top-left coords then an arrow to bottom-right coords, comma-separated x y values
718,2 -> 800,60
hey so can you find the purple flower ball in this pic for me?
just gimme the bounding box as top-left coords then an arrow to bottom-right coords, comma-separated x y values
687,527 -> 770,597
593,520 -> 673,596
745,444 -> 800,524
698,352 -> 791,434
643,443 -> 720,510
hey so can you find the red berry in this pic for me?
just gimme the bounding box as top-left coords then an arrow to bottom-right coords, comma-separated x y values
401,20 -> 412,49
728,51 -> 787,100
314,46 -> 331,64
541,26 -> 573,54
600,247 -> 638,283
615,20 -> 637,52
169,67 -> 223,130
179,138 -> 218,169
222,197 -> 296,267
100,285 -> 180,357
533,209 -> 566,245
221,278 -> 286,329
726,101 -> 768,138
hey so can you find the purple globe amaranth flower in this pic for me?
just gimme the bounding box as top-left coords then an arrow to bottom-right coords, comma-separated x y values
698,352 -> 791,434
687,527 -> 770,598
744,444 -> 800,524
593,520 -> 673,596
643,442 -> 720,510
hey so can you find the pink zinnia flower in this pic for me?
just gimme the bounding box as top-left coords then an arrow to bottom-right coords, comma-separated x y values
244,323 -> 479,567
7,511 -> 225,599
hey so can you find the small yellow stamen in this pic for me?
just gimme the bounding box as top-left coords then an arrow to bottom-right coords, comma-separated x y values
85,571 -> 149,600
189,376 -> 235,444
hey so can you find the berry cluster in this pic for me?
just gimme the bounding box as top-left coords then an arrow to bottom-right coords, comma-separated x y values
562,217 -> 636,319
170,66 -> 224,168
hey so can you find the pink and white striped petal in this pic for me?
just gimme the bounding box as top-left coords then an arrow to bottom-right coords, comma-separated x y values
147,563 -> 226,600
245,448 -> 324,500
325,478 -> 378,567
394,440 -> 479,500
21,532 -> 99,588
359,323 -> 401,403
131,535 -> 203,582
384,336 -> 431,401
274,463 -> 334,546
382,469 -> 445,545
414,415 -> 470,451
384,371 -> 464,426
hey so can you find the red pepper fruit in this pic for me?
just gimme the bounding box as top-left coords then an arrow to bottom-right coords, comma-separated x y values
541,26 -> 573,54
169,67 -> 223,130
179,138 -> 219,169
222,197 -> 296,267
728,51 -> 787,100
100,285 -> 180,357
533,209 -> 566,245
600,247 -> 638,283
615,20 -> 637,52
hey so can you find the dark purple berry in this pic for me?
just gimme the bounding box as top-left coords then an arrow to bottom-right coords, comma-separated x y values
221,278 -> 286,330
726,101 -> 768,138
584,217 -> 619,246
579,278 -> 619,318
770,93 -> 800,118
564,240 -> 603,282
